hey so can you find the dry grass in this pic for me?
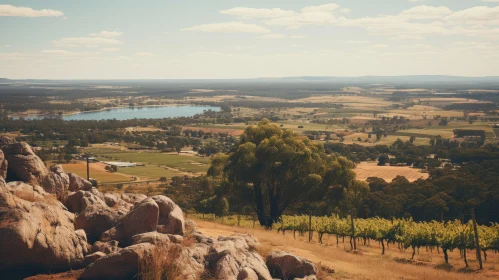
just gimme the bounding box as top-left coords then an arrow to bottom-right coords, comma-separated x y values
194,219 -> 499,280
354,161 -> 429,182
138,244 -> 185,280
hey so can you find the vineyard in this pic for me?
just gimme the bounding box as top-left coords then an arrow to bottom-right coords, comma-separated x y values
192,213 -> 499,267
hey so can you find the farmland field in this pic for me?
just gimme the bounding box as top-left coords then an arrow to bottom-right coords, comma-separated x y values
85,147 -> 211,174
116,165 -> 189,179
354,161 -> 429,182
59,161 -> 133,183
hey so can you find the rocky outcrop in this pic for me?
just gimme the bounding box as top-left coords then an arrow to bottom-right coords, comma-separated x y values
1,142 -> 48,185
66,189 -> 107,213
151,195 -> 185,235
80,243 -> 155,280
91,240 -> 121,254
131,231 -> 171,246
0,149 -> 7,179
75,204 -> 121,242
207,234 -> 273,280
100,197 -> 159,246
120,193 -> 147,205
266,251 -> 317,280
237,267 -> 259,280
68,172 -> 93,192
0,135 -> 17,146
42,165 -> 70,201
0,184 -> 89,275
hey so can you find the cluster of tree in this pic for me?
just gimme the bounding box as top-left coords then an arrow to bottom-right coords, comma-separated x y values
160,119 -> 499,228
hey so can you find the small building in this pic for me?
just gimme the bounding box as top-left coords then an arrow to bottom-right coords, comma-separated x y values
103,161 -> 137,168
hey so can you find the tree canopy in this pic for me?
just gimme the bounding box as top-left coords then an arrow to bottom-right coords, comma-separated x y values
211,119 -> 356,227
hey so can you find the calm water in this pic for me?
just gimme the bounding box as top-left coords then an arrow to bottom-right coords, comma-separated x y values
19,105 -> 220,121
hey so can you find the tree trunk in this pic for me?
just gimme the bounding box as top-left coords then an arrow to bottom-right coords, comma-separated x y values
381,239 -> 385,255
336,234 -> 339,247
463,248 -> 469,268
484,251 -> 487,261
443,248 -> 449,264
411,246 -> 416,260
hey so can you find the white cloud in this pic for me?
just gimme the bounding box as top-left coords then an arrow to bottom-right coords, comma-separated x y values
134,52 -> 155,56
258,34 -> 286,39
220,7 -> 295,19
4,45 -> 10,48
372,44 -> 389,49
399,6 -> 452,19
89,31 -> 123,38
53,37 -> 122,47
289,35 -> 306,39
409,0 -> 426,2
301,4 -> 340,13
0,4 -> 64,17
101,48 -> 120,52
184,22 -> 271,33
41,50 -> 73,55
445,6 -> 499,25
481,0 -> 499,2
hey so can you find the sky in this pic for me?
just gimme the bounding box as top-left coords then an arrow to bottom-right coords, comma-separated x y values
1,0 -> 499,79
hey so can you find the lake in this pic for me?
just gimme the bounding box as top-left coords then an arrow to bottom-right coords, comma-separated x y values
17,105 -> 220,121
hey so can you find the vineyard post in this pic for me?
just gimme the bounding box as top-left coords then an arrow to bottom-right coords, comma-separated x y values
237,214 -> 241,227
471,208 -> 483,269
350,212 -> 357,251
308,212 -> 312,242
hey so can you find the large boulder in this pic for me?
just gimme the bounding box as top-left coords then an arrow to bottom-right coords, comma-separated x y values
65,189 -> 107,213
0,135 -> 17,146
75,204 -> 121,242
0,149 -> 7,179
207,234 -> 272,280
0,184 -> 89,276
68,172 -> 93,192
41,165 -> 70,201
120,193 -> 147,205
91,240 -> 121,254
2,142 -> 48,185
80,243 -> 154,280
132,231 -> 171,246
151,195 -> 185,235
266,251 -> 317,280
100,197 -> 159,246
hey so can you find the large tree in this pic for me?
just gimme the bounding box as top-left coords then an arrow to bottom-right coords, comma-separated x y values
213,119 -> 355,228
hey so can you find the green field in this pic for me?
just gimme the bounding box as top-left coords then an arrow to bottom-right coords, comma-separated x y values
86,148 -> 211,173
117,165 -> 186,179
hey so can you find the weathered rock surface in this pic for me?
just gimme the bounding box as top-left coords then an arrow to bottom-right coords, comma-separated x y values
0,185 -> 89,275
65,189 -> 107,213
91,240 -> 121,254
81,243 -> 154,280
120,193 -> 147,205
68,172 -> 93,192
207,234 -> 273,280
100,197 -> 159,246
151,195 -> 185,235
0,135 -> 17,146
132,231 -> 171,246
0,149 -> 7,179
82,252 -> 107,267
266,251 -> 317,280
75,204 -> 120,242
237,267 -> 259,280
2,142 -> 48,185
42,165 -> 70,201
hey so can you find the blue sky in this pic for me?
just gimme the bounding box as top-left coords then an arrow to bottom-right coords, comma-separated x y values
1,0 -> 499,79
